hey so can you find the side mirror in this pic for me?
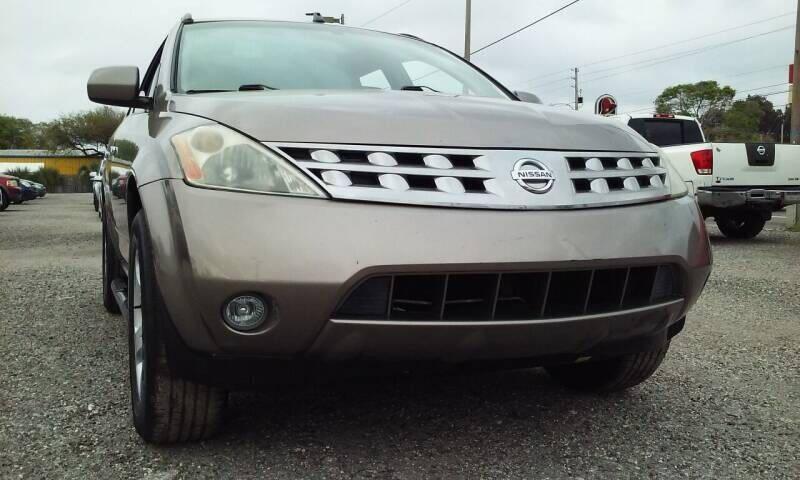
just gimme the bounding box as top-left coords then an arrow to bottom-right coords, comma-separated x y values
89,172 -> 100,181
87,66 -> 151,108
514,90 -> 543,104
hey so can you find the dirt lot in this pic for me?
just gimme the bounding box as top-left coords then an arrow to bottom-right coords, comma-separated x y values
1,194 -> 798,479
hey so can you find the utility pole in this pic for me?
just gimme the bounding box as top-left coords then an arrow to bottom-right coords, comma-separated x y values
792,3 -> 800,144
790,1 -> 800,230
571,67 -> 579,110
464,0 -> 472,61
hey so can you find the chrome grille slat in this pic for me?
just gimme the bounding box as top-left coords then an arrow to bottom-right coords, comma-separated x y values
568,168 -> 666,179
297,162 -> 494,179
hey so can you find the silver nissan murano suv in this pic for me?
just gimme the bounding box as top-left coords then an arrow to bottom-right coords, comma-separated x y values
88,15 -> 712,444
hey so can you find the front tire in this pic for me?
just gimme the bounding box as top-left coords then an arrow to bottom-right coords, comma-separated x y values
0,188 -> 7,211
128,212 -> 226,444
715,212 -> 766,239
546,343 -> 669,393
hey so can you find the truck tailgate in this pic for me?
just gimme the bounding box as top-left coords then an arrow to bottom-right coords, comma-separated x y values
712,143 -> 800,187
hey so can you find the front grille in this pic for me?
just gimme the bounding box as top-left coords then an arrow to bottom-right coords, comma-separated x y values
566,156 -> 667,195
270,143 -> 670,210
277,147 -> 492,195
334,265 -> 681,322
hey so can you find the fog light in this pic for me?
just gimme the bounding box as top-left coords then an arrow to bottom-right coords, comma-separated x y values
223,295 -> 267,331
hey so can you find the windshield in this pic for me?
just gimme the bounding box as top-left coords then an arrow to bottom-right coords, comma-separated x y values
176,21 -> 509,99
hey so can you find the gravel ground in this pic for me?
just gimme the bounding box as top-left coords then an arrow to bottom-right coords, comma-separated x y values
1,194 -> 798,479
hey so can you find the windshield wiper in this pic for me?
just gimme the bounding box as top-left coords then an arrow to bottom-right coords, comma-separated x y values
400,85 -> 440,93
185,89 -> 234,94
239,84 -> 279,91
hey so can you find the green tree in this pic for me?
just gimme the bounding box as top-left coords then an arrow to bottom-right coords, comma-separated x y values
719,98 -> 763,142
655,81 -> 736,124
710,95 -> 783,142
0,115 -> 39,149
40,106 -> 124,156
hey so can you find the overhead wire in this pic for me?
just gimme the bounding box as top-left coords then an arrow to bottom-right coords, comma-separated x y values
470,0 -> 582,55
524,11 -> 794,84
360,0 -> 414,27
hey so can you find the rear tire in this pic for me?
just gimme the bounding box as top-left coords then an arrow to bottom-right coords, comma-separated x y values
102,215 -> 121,314
715,212 -> 766,239
546,343 -> 669,393
0,188 -> 7,211
93,193 -> 99,212
128,212 -> 226,444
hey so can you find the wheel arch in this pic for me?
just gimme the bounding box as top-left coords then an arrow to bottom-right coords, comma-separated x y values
126,175 -> 143,231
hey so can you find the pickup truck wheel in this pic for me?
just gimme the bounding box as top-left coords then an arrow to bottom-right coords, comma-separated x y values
128,212 -> 226,444
102,215 -> 121,314
715,213 -> 766,239
546,343 -> 669,392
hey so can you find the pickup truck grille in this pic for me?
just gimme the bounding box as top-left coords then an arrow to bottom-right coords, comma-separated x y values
334,265 -> 681,322
270,143 -> 669,209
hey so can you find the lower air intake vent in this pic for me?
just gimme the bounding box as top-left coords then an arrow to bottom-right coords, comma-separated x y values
334,265 -> 682,321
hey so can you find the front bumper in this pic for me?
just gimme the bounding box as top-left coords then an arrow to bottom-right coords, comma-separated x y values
697,186 -> 800,210
5,186 -> 22,202
140,180 -> 711,365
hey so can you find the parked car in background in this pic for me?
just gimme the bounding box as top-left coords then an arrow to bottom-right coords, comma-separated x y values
614,113 -> 800,238
89,16 -> 712,444
31,181 -> 47,197
90,166 -> 103,214
0,174 -> 23,210
17,179 -> 39,203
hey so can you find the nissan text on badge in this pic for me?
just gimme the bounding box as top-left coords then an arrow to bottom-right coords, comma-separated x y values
88,15 -> 712,443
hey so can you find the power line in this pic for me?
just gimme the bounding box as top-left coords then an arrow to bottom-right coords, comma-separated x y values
727,64 -> 786,78
530,75 -> 573,89
582,12 -> 794,69
470,0 -> 582,56
582,26 -> 792,80
606,65 -> 789,101
525,12 -> 794,83
580,26 -> 793,85
360,0 -> 414,27
618,88 -> 790,115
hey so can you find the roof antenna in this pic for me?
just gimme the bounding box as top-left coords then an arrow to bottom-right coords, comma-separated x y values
305,12 -> 345,24
306,12 -> 325,23
181,13 -> 193,24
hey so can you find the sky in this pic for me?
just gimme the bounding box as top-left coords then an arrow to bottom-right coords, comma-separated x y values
0,0 -> 796,122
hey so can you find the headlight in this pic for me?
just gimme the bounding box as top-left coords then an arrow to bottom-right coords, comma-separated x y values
171,124 -> 325,197
657,149 -> 688,199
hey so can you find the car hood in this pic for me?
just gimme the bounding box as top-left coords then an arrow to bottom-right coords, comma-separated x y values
170,90 -> 653,152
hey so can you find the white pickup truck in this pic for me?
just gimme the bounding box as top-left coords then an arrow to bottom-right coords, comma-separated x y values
615,113 -> 800,238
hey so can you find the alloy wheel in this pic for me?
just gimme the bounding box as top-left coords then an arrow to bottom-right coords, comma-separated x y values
132,251 -> 145,401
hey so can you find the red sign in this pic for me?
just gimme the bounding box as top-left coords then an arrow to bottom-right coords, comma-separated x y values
595,94 -> 618,116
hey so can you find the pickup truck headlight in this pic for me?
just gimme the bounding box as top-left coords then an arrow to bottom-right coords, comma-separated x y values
171,124 -> 325,197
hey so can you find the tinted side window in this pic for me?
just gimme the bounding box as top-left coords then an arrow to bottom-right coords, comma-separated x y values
628,119 -> 703,147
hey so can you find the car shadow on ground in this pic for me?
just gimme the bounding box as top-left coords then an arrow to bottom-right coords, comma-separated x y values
707,233 -> 783,245
172,365 -> 664,453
